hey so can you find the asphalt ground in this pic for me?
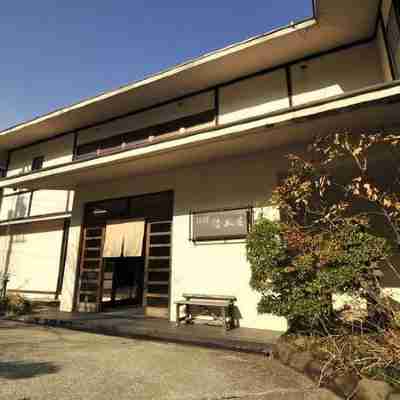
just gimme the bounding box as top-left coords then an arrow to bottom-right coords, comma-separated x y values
0,320 -> 336,400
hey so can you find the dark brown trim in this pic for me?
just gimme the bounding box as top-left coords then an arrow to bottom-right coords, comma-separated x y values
7,35 -> 380,157
214,88 -> 220,125
188,204 -> 192,243
5,151 -> 10,176
286,66 -> 293,107
2,79 -> 400,187
375,0 -> 384,37
0,212 -> 71,225
72,211 -> 85,312
85,189 -> 174,209
7,289 -> 57,296
168,191 -> 174,320
378,0 -> 383,22
193,234 -> 248,242
386,1 -> 400,79
380,11 -> 397,81
72,131 -> 79,159
65,190 -> 71,213
191,205 -> 253,216
27,190 -> 34,217
56,219 -> 70,299
2,151 -> 10,178
312,0 -> 318,20
394,0 -> 400,28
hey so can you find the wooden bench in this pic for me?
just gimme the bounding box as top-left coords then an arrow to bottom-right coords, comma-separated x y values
175,293 -> 237,331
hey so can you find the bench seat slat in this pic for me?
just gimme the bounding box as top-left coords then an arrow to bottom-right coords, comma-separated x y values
182,293 -> 236,301
175,300 -> 231,307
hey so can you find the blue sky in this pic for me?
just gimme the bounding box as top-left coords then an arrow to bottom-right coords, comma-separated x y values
0,1 -> 312,131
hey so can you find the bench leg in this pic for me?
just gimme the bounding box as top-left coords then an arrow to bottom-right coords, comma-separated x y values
176,303 -> 181,326
186,305 -> 193,324
229,303 -> 235,329
222,307 -> 228,331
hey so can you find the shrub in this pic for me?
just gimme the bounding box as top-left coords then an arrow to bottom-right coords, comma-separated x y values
247,217 -> 392,332
5,294 -> 32,315
287,330 -> 400,389
246,132 -> 400,333
0,296 -> 9,314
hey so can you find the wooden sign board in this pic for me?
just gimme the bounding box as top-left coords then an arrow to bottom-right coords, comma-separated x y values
192,208 -> 251,241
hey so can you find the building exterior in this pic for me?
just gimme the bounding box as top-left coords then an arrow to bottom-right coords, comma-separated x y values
0,0 -> 399,331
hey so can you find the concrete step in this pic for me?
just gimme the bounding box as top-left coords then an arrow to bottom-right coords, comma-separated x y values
235,388 -> 340,399
8,314 -> 276,356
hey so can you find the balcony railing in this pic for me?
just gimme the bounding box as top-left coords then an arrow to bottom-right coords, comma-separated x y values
74,109 -> 216,161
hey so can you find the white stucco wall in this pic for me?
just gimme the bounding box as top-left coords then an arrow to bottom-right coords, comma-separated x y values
216,43 -> 385,125
0,192 -> 32,221
0,189 -> 74,221
291,42 -> 384,106
60,147 -> 305,331
30,190 -> 74,216
1,134 -> 74,220
219,69 -> 290,124
0,144 -> 73,300
6,133 -> 74,177
0,219 -> 65,298
60,142 -> 400,330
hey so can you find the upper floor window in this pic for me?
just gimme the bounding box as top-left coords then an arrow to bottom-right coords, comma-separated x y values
31,156 -> 44,171
75,109 -> 215,161
387,1 -> 400,78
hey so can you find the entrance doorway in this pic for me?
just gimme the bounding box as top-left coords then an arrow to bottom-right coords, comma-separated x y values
102,257 -> 145,307
76,191 -> 173,318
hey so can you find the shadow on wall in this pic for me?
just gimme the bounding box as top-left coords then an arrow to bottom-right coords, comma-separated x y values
2,194 -> 30,274
12,194 -> 29,220
0,195 -> 29,294
0,360 -> 60,380
1,218 -> 64,295
61,232 -> 83,311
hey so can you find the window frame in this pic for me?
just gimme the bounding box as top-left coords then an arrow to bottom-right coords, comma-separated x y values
386,1 -> 400,79
31,155 -> 44,171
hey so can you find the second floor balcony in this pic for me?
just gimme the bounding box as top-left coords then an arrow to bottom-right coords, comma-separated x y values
0,0 -> 399,192
1,78 -> 400,193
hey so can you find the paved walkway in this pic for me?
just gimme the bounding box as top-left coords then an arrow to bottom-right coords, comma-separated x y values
0,320 -> 337,400
10,306 -> 281,354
